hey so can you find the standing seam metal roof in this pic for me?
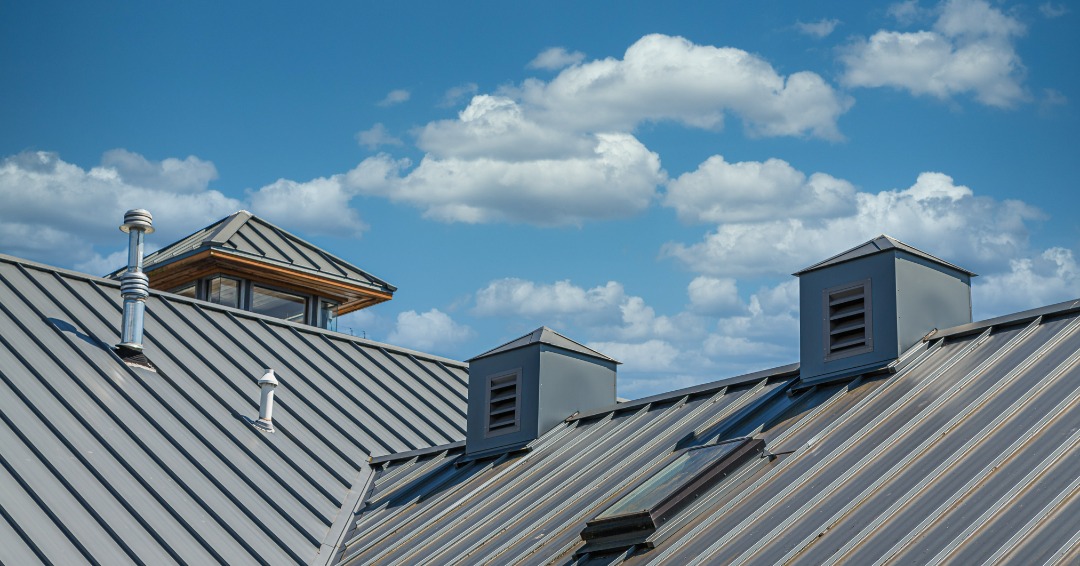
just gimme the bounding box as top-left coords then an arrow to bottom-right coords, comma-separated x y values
0,253 -> 466,565
336,301 -> 1080,565
112,211 -> 395,293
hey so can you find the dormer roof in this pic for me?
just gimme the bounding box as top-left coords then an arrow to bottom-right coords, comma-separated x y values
793,234 -> 977,277
468,326 -> 620,363
110,210 -> 395,315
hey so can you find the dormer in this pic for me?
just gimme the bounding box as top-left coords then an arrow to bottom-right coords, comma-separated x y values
465,327 -> 618,457
795,235 -> 975,386
108,211 -> 395,330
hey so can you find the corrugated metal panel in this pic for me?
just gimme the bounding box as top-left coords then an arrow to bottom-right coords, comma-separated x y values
337,306 -> 1080,565
0,254 -> 467,565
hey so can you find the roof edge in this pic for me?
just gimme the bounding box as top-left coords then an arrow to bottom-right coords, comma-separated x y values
0,253 -> 466,369
932,297 -> 1080,341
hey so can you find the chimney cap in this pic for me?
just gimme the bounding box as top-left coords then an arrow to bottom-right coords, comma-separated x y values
258,369 -> 279,387
793,234 -> 976,277
120,209 -> 155,234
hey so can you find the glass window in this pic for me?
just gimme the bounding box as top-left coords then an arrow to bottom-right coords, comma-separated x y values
319,300 -> 338,331
206,276 -> 241,309
171,282 -> 197,299
251,284 -> 307,323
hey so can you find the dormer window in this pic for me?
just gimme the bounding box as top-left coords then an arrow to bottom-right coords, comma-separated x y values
170,275 -> 339,329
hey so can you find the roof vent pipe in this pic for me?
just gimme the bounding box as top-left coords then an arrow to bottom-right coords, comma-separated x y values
254,369 -> 279,433
117,209 -> 154,351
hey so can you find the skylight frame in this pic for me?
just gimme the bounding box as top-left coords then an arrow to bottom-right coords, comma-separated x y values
580,437 -> 765,553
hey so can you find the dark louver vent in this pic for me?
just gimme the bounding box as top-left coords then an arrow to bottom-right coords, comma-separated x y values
486,370 -> 520,436
825,279 -> 872,359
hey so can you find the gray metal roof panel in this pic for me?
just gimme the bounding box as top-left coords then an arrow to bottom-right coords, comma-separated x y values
337,303 -> 1080,565
793,234 -> 977,276
0,253 -> 467,565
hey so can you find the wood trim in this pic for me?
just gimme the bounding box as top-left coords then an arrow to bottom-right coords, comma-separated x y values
145,249 -> 391,316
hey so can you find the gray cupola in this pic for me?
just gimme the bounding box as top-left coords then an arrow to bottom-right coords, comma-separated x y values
465,327 -> 618,457
795,235 -> 975,386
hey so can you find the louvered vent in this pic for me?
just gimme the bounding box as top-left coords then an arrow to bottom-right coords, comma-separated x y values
486,370 -> 520,436
824,279 -> 872,359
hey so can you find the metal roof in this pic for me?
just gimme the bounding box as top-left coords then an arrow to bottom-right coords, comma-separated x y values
0,253 -> 466,565
110,210 -> 396,293
469,326 -> 620,363
336,301 -> 1080,565
793,234 -> 977,276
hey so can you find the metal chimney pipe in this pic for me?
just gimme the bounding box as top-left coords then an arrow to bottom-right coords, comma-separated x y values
117,209 -> 154,351
256,369 -> 279,432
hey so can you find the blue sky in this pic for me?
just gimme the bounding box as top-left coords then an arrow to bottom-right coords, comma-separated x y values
2,0 -> 1078,397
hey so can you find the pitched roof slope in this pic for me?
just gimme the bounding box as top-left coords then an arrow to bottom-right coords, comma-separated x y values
114,210 -> 395,293
469,326 -> 620,363
794,234 -> 977,276
0,254 -> 467,565
336,302 -> 1080,565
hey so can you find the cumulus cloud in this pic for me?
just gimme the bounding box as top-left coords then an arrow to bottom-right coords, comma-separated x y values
356,123 -> 403,149
0,150 -> 379,270
0,150 -> 242,270
975,247 -> 1080,318
349,96 -> 664,225
528,47 -> 586,70
664,171 -> 1042,277
470,275 -> 803,397
687,276 -> 746,316
842,0 -> 1028,107
663,154 -> 856,223
888,0 -> 930,25
516,34 -> 851,139
795,18 -> 841,38
377,89 -> 411,106
246,174 -> 368,237
387,308 -> 474,353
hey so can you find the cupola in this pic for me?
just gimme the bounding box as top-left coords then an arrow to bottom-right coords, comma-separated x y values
465,327 -> 618,457
795,235 -> 975,386
108,211 -> 394,330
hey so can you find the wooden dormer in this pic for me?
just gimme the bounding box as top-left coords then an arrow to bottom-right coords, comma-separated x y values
110,210 -> 394,330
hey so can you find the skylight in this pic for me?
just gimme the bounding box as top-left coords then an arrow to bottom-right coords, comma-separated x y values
580,437 -> 764,554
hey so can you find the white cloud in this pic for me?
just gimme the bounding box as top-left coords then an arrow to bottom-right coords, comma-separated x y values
687,276 -> 746,316
377,89 -> 411,106
246,174 -> 368,237
842,0 -> 1028,108
387,308 -> 474,353
474,278 -> 627,325
0,150 -> 380,270
664,154 -> 855,223
1039,2 -> 1069,18
0,150 -> 242,269
586,339 -> 680,373
975,247 -> 1080,318
356,123 -> 403,149
528,47 -> 586,70
795,18 -> 841,38
516,34 -> 850,139
350,98 -> 664,225
888,1 -> 929,25
440,82 -> 479,107
664,171 -> 1042,277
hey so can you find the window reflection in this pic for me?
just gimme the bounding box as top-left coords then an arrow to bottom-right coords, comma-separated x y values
207,276 -> 241,308
320,300 -> 338,331
252,285 -> 306,323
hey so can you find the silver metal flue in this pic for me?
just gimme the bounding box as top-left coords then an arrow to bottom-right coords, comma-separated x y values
255,369 -> 279,433
117,209 -> 154,351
